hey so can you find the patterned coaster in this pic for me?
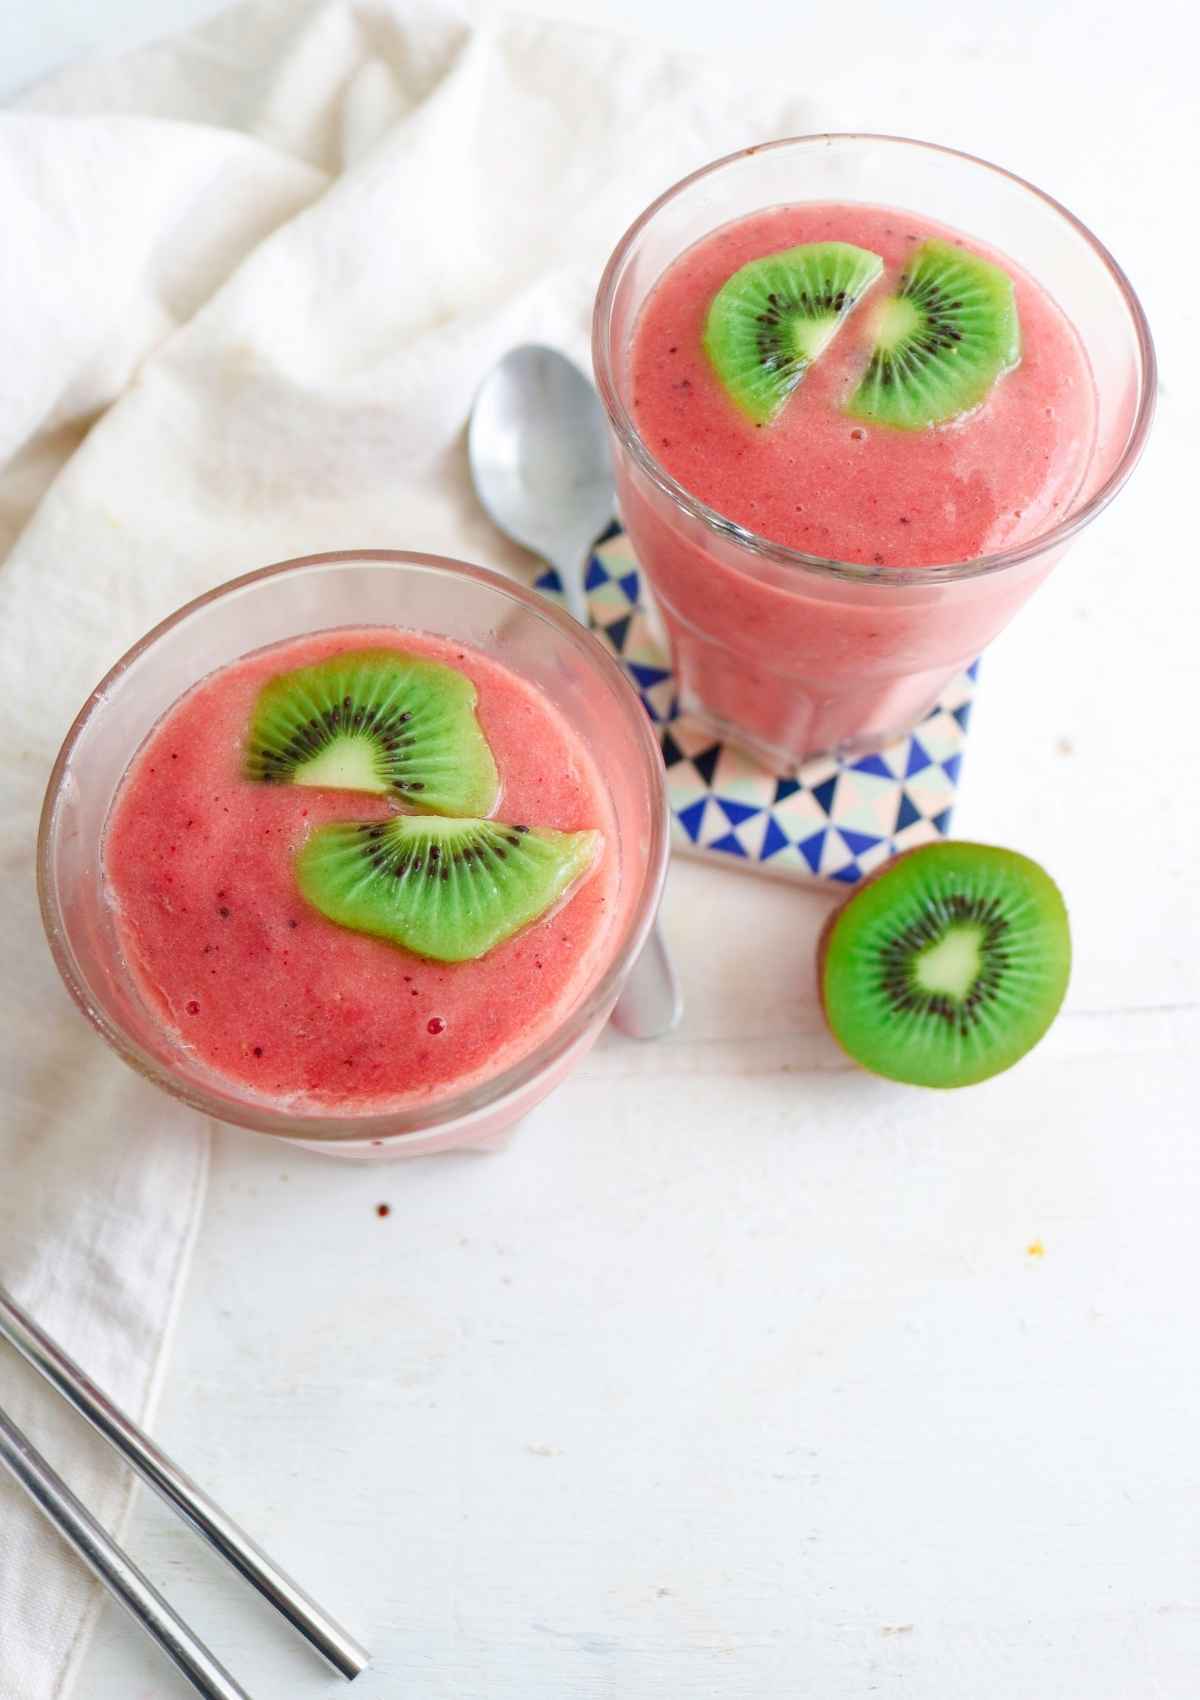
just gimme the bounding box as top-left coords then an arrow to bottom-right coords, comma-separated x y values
533,528 -> 977,887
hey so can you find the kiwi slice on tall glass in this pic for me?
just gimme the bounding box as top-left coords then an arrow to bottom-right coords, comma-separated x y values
847,239 -> 1021,430
296,816 -> 600,963
244,649 -> 499,817
819,842 -> 1070,1088
703,241 -> 884,425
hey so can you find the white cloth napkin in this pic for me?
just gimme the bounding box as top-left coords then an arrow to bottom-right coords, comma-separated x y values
0,3 -> 813,1692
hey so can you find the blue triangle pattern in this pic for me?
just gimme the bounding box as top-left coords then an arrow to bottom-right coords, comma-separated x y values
604,614 -> 631,654
534,568 -> 560,594
853,753 -> 894,778
718,799 -> 761,827
692,745 -> 721,787
932,807 -> 953,834
619,572 -> 640,603
942,753 -> 963,785
839,828 -> 882,855
677,799 -> 707,843
830,864 -> 862,884
660,731 -> 686,768
774,777 -> 802,803
629,662 -> 672,691
709,831 -> 748,858
584,558 -> 606,591
643,691 -> 676,725
952,702 -> 973,731
895,792 -> 922,832
905,739 -> 932,778
797,830 -> 826,873
761,817 -> 789,859
812,776 -> 838,817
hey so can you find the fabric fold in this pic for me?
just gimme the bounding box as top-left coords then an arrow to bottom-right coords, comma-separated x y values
1,5 -> 812,1693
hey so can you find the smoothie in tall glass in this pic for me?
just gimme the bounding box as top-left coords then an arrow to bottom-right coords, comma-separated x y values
594,137 -> 1154,770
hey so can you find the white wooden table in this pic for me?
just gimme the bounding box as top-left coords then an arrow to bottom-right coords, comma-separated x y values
9,2 -> 1198,1696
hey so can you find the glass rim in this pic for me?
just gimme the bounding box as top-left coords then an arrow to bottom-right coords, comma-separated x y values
592,131 -> 1157,589
37,549 -> 670,1145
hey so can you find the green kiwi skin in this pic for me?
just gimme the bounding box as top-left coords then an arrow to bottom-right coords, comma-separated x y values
816,852 -> 897,1026
817,842 -> 1070,1089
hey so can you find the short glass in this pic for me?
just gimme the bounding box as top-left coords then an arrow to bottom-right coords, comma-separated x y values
593,133 -> 1155,771
38,552 -> 668,1160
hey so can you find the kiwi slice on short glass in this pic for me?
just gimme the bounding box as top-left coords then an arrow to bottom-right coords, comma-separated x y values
819,842 -> 1070,1088
244,649 -> 499,817
847,239 -> 1020,430
295,816 -> 600,963
703,241 -> 884,425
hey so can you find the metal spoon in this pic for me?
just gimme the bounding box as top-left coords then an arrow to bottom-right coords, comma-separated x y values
469,345 -> 682,1040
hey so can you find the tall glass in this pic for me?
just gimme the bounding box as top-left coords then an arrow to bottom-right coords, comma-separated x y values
38,552 -> 668,1161
593,134 -> 1155,771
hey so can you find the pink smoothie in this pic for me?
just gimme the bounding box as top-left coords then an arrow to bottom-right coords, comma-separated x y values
621,202 -> 1098,763
103,629 -> 619,1114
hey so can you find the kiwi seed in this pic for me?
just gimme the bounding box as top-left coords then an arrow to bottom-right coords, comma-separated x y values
295,815 -> 600,963
703,241 -> 884,425
847,239 -> 1020,430
243,649 -> 499,817
818,841 -> 1070,1088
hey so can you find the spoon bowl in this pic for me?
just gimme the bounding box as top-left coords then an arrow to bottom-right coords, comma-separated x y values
469,345 -> 616,624
468,345 -> 683,1039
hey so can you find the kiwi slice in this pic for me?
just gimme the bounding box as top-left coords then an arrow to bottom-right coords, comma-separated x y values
819,842 -> 1070,1088
295,816 -> 600,963
703,241 -> 884,424
244,649 -> 499,817
847,239 -> 1020,429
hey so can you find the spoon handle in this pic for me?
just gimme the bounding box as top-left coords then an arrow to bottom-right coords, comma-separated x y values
544,521 -> 683,1041
612,922 -> 684,1040
546,538 -> 592,627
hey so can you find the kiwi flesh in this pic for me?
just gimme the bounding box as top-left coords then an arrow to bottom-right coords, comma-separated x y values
847,239 -> 1020,430
704,241 -> 884,425
295,816 -> 600,963
819,842 -> 1069,1088
244,649 -> 499,817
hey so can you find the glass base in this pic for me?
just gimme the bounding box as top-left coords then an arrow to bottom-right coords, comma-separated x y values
674,683 -> 946,777
283,1119 -> 522,1162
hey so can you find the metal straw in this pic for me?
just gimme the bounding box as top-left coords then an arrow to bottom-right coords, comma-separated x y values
0,1403 -> 252,1700
0,1283 -> 369,1682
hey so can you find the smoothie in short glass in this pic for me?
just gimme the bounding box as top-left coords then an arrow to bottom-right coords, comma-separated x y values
103,627 -> 620,1115
38,553 -> 667,1158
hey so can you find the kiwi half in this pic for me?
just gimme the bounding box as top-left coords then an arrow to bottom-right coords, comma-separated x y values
703,241 -> 884,425
847,239 -> 1020,430
244,649 -> 499,817
295,816 -> 600,963
819,842 -> 1070,1088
